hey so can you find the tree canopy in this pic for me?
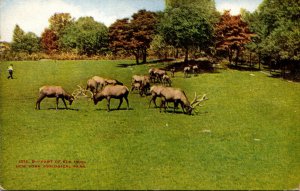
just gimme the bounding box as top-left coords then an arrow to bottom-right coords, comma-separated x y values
109,10 -> 157,64
215,10 -> 254,65
158,6 -> 214,62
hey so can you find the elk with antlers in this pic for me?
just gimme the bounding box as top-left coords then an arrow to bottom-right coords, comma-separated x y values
159,87 -> 208,115
35,85 -> 75,110
93,85 -> 129,112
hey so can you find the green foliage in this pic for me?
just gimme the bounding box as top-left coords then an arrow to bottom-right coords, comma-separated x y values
11,25 -> 40,54
60,16 -> 108,55
0,60 -> 299,190
49,13 -> 74,36
245,0 -> 300,61
158,6 -> 214,62
165,0 -> 219,24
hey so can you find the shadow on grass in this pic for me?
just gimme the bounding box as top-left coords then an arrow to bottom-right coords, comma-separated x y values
228,64 -> 261,71
47,107 -> 80,111
95,107 -> 134,112
116,58 -> 176,68
162,59 -> 219,74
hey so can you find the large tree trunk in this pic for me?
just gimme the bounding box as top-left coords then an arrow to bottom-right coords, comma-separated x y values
228,48 -> 233,64
184,47 -> 189,63
235,49 -> 239,66
142,48 -> 147,64
134,49 -> 140,64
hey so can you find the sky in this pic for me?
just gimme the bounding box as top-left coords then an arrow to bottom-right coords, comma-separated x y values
0,0 -> 262,42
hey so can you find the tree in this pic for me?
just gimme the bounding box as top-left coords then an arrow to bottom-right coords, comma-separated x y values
49,13 -> 74,36
131,10 -> 158,63
11,25 -> 25,52
215,10 -> 254,66
244,0 -> 300,77
11,25 -> 40,54
109,10 -> 158,64
158,6 -> 214,63
41,29 -> 59,54
165,0 -> 219,24
60,16 -> 108,56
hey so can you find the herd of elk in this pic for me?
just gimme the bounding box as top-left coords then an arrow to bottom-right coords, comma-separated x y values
35,65 -> 207,114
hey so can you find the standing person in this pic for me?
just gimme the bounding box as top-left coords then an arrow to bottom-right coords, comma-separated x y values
7,64 -> 13,79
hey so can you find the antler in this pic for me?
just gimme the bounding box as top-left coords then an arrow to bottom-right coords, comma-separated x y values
190,93 -> 208,109
72,85 -> 94,100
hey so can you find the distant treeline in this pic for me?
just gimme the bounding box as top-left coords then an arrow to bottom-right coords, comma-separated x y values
0,0 -> 299,78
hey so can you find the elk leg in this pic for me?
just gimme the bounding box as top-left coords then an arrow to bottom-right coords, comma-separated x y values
180,102 -> 185,113
149,95 -> 156,108
117,98 -> 123,110
160,99 -> 166,113
62,98 -> 68,109
106,97 -> 111,112
56,97 -> 59,110
124,95 -> 129,110
36,94 -> 46,110
174,101 -> 179,113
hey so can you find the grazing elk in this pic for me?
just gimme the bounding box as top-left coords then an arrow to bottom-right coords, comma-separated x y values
92,76 -> 106,91
149,68 -> 166,83
162,74 -> 172,86
86,78 -> 97,93
104,78 -> 123,86
93,85 -> 129,112
132,75 -> 151,96
131,82 -> 141,92
192,65 -> 199,75
183,66 -> 191,78
36,86 -> 74,110
159,87 -> 208,115
170,67 -> 175,77
149,85 -> 166,108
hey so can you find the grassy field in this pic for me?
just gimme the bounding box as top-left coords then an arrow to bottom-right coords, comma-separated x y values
0,60 -> 299,190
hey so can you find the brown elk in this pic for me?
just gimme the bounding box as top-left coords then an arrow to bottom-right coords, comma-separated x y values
149,85 -> 165,108
86,78 -> 97,93
149,68 -> 166,83
162,74 -> 172,86
132,75 -> 150,96
192,65 -> 199,75
159,87 -> 208,115
104,78 -> 123,86
93,85 -> 129,112
36,86 -> 74,110
183,66 -> 191,78
92,76 -> 106,91
170,67 -> 175,77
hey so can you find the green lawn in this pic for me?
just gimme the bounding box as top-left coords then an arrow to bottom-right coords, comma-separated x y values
0,60 -> 299,190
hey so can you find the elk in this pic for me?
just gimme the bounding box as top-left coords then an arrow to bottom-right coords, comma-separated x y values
183,66 -> 191,78
132,75 -> 150,96
104,78 -> 123,86
162,74 -> 172,86
192,65 -> 199,75
93,85 -> 129,112
170,67 -> 175,77
149,85 -> 166,108
86,78 -> 97,93
131,82 -> 141,92
36,86 -> 74,110
149,68 -> 166,83
159,87 -> 208,115
92,76 -> 106,91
